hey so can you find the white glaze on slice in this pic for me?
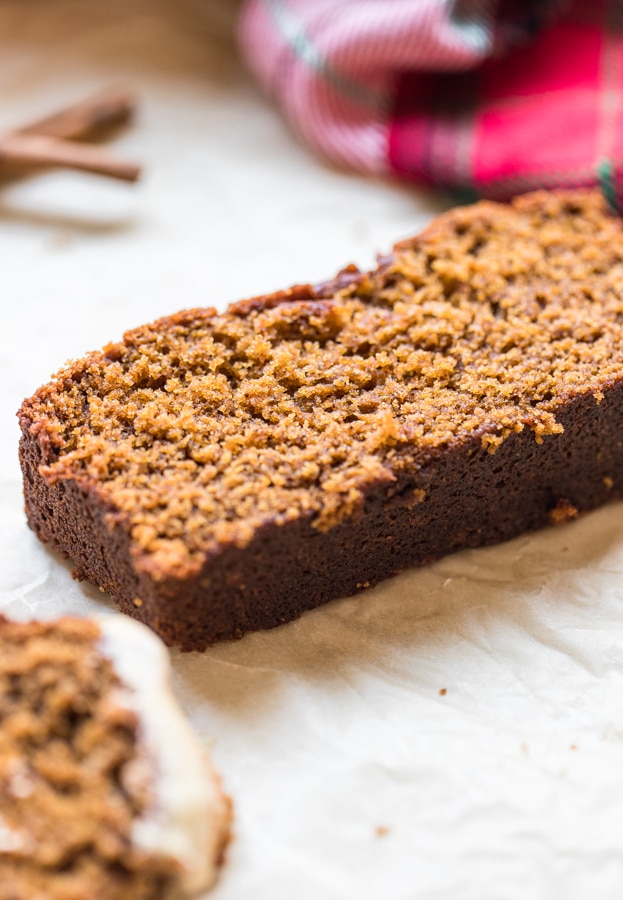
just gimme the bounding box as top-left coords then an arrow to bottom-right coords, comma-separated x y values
98,615 -> 230,897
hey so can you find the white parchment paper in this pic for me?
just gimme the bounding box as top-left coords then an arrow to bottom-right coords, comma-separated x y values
2,3 -> 623,898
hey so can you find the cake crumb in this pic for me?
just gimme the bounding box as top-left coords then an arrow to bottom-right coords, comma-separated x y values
439,688 -> 447,696
549,499 -> 578,525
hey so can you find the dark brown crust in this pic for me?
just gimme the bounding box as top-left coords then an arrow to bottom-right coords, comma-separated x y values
229,265 -> 364,316
19,382 -> 623,650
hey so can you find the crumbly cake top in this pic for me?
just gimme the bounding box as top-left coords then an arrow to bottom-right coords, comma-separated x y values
0,616 -> 178,899
19,190 -> 623,579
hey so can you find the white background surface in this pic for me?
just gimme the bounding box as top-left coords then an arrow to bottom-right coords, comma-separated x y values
2,3 -> 623,898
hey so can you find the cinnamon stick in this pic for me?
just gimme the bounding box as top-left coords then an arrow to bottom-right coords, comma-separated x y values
14,86 -> 136,141
0,87 -> 141,183
0,134 -> 140,183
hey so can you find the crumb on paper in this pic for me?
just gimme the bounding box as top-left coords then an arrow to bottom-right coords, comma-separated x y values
49,229 -> 74,250
439,688 -> 447,696
375,825 -> 390,837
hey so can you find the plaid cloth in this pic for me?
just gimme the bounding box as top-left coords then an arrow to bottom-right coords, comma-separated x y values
238,0 -> 623,206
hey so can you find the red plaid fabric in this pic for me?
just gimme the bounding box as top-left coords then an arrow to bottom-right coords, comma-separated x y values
239,0 -> 623,207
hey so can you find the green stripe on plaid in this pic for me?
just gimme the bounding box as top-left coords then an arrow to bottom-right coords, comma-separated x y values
597,158 -> 619,211
265,0 -> 387,109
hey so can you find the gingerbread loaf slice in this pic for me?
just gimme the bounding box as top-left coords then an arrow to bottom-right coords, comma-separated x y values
18,190 -> 623,649
0,614 -> 231,898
